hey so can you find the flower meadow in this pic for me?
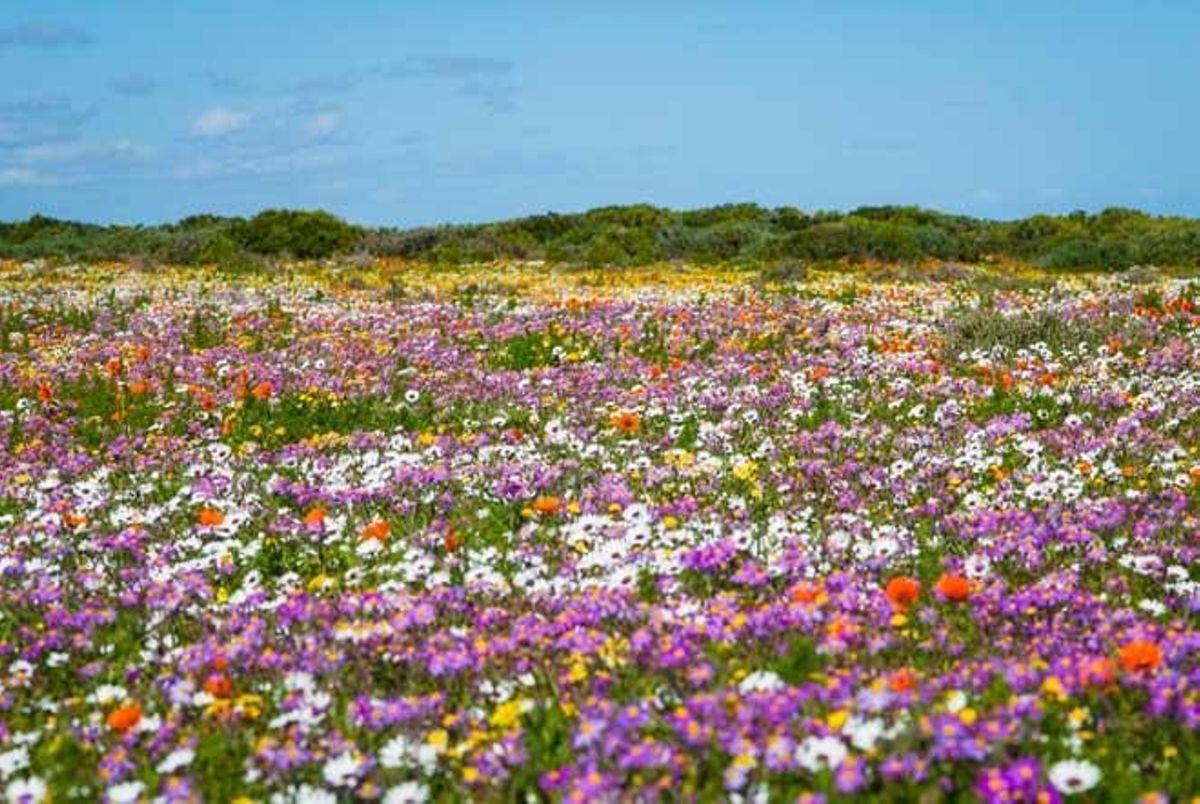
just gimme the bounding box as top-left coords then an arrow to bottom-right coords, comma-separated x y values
0,259 -> 1196,803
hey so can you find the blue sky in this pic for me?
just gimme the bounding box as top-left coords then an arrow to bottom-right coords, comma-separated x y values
1,0 -> 1197,226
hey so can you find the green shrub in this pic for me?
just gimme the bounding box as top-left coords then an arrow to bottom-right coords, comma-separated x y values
942,309 -> 1136,362
232,209 -> 360,259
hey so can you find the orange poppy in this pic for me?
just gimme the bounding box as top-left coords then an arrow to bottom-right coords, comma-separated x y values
203,673 -> 233,699
304,506 -> 327,526
790,581 -> 824,606
885,576 -> 921,610
129,379 -> 150,396
361,520 -> 391,542
1118,639 -> 1163,673
610,410 -> 642,434
444,529 -> 462,553
889,668 -> 918,693
252,381 -> 274,400
37,381 -> 54,403
934,574 -> 971,602
107,702 -> 142,732
532,496 -> 563,516
106,357 -> 123,378
197,508 -> 226,527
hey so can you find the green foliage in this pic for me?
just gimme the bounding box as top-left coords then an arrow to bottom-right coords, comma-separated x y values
3,204 -> 1200,270
942,309 -> 1137,362
232,209 -> 360,259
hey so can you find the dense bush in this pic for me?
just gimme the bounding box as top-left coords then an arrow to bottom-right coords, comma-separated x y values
232,210 -> 360,259
3,204 -> 1200,270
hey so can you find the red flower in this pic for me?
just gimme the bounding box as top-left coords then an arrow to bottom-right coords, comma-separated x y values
1118,639 -> 1163,674
203,673 -> 233,699
107,702 -> 142,732
885,576 -> 921,610
361,520 -> 391,542
532,496 -> 563,516
934,574 -> 971,602
197,507 -> 225,527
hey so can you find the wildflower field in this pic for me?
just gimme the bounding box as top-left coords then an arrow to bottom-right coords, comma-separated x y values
0,259 -> 1195,803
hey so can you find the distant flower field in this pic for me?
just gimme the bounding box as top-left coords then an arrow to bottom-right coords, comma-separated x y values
0,260 -> 1195,802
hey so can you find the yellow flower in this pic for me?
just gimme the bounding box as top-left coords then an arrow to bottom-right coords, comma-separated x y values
427,729 -> 449,752
489,699 -> 526,730
1040,676 -> 1067,702
732,459 -> 758,481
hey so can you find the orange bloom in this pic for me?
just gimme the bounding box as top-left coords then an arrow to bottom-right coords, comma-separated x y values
361,520 -> 391,542
934,574 -> 971,602
532,496 -> 563,516
203,673 -> 233,699
37,381 -> 54,403
304,506 -> 327,526
197,507 -> 226,527
1118,639 -> 1163,673
790,581 -> 824,606
885,576 -> 921,610
129,379 -> 150,396
252,381 -> 274,400
889,668 -> 918,693
610,410 -> 642,434
106,357 -> 123,378
107,702 -> 142,732
444,529 -> 462,553
62,511 -> 88,528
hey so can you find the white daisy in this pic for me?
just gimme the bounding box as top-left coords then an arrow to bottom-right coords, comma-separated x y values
1048,759 -> 1102,795
382,781 -> 430,804
794,735 -> 847,772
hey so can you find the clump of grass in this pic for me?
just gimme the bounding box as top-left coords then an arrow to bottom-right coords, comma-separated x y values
755,259 -> 809,288
942,308 -> 1135,363
1119,265 -> 1164,285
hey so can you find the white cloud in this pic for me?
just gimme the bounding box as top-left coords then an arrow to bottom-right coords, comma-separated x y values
191,107 -> 250,138
0,168 -> 41,187
303,112 -> 339,139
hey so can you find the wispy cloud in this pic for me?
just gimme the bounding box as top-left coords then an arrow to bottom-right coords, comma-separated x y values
302,111 -> 340,140
191,107 -> 251,139
375,54 -> 519,113
0,97 -> 94,149
196,70 -> 257,95
293,71 -> 359,96
112,74 -> 156,96
0,23 -> 92,48
0,167 -> 40,187
458,80 -> 517,114
380,55 -> 514,79
1,139 -> 154,187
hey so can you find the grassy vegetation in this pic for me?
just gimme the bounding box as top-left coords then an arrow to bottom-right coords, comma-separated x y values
4,203 -> 1200,272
